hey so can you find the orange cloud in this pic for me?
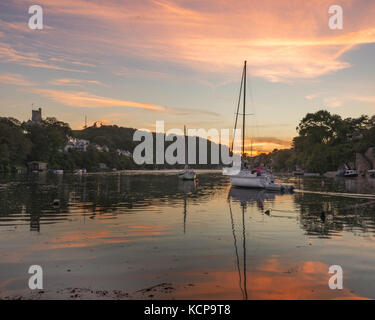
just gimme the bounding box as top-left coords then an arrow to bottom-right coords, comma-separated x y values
50,78 -> 106,87
323,94 -> 375,108
25,88 -> 169,111
0,18 -> 53,32
249,137 -> 291,147
324,97 -> 343,108
22,88 -> 222,117
243,137 -> 292,154
0,42 -> 87,72
306,94 -> 318,100
6,0 -> 375,82
0,73 -> 34,86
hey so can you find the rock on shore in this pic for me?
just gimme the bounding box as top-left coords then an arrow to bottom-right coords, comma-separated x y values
356,153 -> 371,176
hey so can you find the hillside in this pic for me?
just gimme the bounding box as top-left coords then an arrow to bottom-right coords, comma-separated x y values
0,117 -> 229,172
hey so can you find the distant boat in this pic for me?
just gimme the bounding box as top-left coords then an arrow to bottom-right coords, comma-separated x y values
336,169 -> 357,177
343,169 -> 358,177
74,168 -> 87,175
178,170 -> 196,180
178,166 -> 196,180
303,172 -> 320,177
178,126 -> 196,181
293,169 -> 304,176
49,169 -> 64,174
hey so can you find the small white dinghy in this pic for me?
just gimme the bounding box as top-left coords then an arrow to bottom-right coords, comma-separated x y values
178,126 -> 196,181
178,166 -> 196,180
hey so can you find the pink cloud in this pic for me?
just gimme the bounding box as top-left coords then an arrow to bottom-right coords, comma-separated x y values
0,42 -> 88,72
49,78 -> 106,87
1,0 -> 373,82
0,73 -> 34,86
25,88 -> 169,111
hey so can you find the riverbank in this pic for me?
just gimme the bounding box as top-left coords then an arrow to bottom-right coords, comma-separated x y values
1,282 -> 195,300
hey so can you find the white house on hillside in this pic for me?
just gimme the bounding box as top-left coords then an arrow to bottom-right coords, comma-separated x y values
64,136 -> 90,152
117,149 -> 132,157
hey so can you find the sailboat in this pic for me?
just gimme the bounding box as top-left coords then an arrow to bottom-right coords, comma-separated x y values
178,125 -> 197,180
229,61 -> 277,189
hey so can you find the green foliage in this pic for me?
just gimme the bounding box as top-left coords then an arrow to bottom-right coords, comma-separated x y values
0,118 -> 32,171
24,117 -> 71,163
273,110 -> 374,173
0,118 -> 138,172
293,110 -> 375,172
248,110 -> 375,173
74,125 -> 137,151
270,149 -> 296,172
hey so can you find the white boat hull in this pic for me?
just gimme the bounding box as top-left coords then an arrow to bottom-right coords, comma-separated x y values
230,175 -> 266,188
229,170 -> 272,188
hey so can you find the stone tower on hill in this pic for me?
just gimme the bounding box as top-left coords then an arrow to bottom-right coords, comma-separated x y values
32,108 -> 42,124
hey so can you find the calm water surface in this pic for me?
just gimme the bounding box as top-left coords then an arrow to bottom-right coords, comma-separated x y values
1,171 -> 375,299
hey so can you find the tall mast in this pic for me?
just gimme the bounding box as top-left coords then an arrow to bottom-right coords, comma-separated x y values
184,125 -> 188,166
242,61 -> 247,157
231,69 -> 244,153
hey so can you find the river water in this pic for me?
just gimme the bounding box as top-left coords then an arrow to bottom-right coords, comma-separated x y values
1,171 -> 375,299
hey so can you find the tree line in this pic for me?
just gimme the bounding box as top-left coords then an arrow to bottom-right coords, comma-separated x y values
0,117 -> 136,172
0,117 -> 226,172
1,110 -> 374,173
252,110 -> 375,173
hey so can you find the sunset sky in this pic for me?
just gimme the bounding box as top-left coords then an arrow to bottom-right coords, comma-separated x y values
1,0 -> 375,153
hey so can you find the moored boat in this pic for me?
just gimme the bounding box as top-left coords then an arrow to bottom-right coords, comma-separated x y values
343,169 -> 358,177
303,172 -> 320,177
49,169 -> 64,174
229,169 -> 273,188
226,61 -> 293,191
293,169 -> 304,176
178,126 -> 196,181
74,168 -> 87,175
178,167 -> 196,180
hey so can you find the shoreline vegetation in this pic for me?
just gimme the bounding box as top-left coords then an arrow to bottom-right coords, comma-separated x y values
257,110 -> 375,177
1,110 -> 375,175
